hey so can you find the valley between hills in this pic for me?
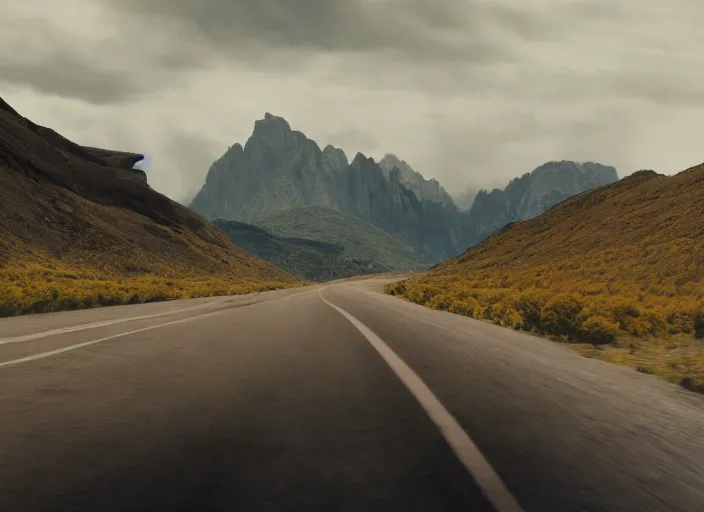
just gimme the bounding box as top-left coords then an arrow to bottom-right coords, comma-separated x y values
0,96 -> 702,392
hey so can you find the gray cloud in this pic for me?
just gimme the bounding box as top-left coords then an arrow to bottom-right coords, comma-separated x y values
321,128 -> 380,158
158,132 -> 228,204
0,4 -> 214,104
106,0 -> 497,61
2,0 -> 704,202
0,52 -> 144,105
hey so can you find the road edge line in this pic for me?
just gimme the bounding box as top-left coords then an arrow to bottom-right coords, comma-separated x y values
0,309 -> 226,370
319,292 -> 524,512
0,289 -> 317,346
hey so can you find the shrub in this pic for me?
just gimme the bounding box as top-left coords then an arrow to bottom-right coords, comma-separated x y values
579,315 -> 619,344
426,294 -> 453,311
611,300 -> 641,330
540,293 -> 584,339
404,284 -> 437,305
448,298 -> 479,317
514,292 -> 546,330
491,302 -> 523,329
620,315 -> 657,336
385,281 -> 406,296
665,309 -> 696,334
695,308 -> 704,339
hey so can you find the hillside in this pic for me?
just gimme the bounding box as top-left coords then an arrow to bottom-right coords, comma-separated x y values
388,166 -> 704,391
189,114 -> 465,261
214,218 -> 408,281
256,206 -> 432,274
0,97 -> 299,316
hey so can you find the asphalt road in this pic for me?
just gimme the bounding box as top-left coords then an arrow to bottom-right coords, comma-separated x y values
0,277 -> 703,512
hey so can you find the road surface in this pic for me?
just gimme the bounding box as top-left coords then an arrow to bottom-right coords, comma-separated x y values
0,277 -> 702,511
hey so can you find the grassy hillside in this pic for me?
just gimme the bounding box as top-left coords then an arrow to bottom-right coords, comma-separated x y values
258,206 -> 432,273
0,97 -> 299,317
387,166 -> 704,391
214,219 -> 390,281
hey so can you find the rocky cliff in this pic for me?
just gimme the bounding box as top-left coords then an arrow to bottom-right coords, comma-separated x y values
465,161 -> 619,245
190,113 -> 347,222
377,154 -> 455,206
190,114 -> 619,262
190,114 -> 464,261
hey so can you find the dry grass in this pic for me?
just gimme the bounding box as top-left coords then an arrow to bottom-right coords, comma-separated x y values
569,335 -> 703,391
387,166 -> 704,392
0,95 -> 302,318
0,260 -> 300,317
0,193 -> 303,317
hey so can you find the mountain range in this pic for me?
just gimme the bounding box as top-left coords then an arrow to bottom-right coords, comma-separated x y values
190,113 -> 619,270
0,97 -> 620,312
465,160 -> 619,245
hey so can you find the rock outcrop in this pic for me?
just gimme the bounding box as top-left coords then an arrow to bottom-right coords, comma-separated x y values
190,114 -> 465,261
377,153 -> 455,206
190,113 -> 620,262
465,161 -> 619,245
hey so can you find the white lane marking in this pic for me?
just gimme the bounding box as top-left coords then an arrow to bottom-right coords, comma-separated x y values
319,292 -> 525,512
0,289 -> 316,346
0,301 -> 221,345
0,309 -> 228,370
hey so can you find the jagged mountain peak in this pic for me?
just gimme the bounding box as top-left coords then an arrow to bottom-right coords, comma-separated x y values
463,160 -> 620,246
322,145 -> 349,171
379,153 -> 406,166
252,112 -> 293,137
350,152 -> 374,167
378,153 -> 455,207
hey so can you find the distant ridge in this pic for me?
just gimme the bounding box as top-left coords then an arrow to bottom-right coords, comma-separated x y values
0,97 -> 297,316
190,112 -> 620,262
190,113 -> 465,261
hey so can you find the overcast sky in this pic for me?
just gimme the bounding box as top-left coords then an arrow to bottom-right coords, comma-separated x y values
2,0 -> 704,203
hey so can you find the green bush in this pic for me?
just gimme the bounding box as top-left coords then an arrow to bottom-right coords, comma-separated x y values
514,292 -> 546,330
490,302 -> 523,329
404,284 -> 437,305
695,308 -> 704,339
448,298 -> 479,317
385,281 -> 406,296
611,300 -> 642,332
426,294 -> 453,311
540,293 -> 584,339
579,315 -> 619,344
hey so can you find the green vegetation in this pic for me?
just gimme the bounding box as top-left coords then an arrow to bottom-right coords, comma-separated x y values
215,219 -> 391,281
258,206 -> 432,274
387,166 -> 704,392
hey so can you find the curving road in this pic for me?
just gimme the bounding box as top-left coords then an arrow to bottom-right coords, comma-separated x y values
0,277 -> 703,511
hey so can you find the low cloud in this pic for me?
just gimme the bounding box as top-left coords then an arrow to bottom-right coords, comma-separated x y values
2,0 -> 704,201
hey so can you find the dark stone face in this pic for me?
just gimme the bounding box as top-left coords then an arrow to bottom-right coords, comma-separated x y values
190,114 -> 619,262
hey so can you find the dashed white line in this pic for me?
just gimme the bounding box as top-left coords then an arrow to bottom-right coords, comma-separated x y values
0,301 -> 221,345
0,289 -> 317,346
319,292 -> 525,512
0,289 -> 319,368
0,309 -> 227,370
